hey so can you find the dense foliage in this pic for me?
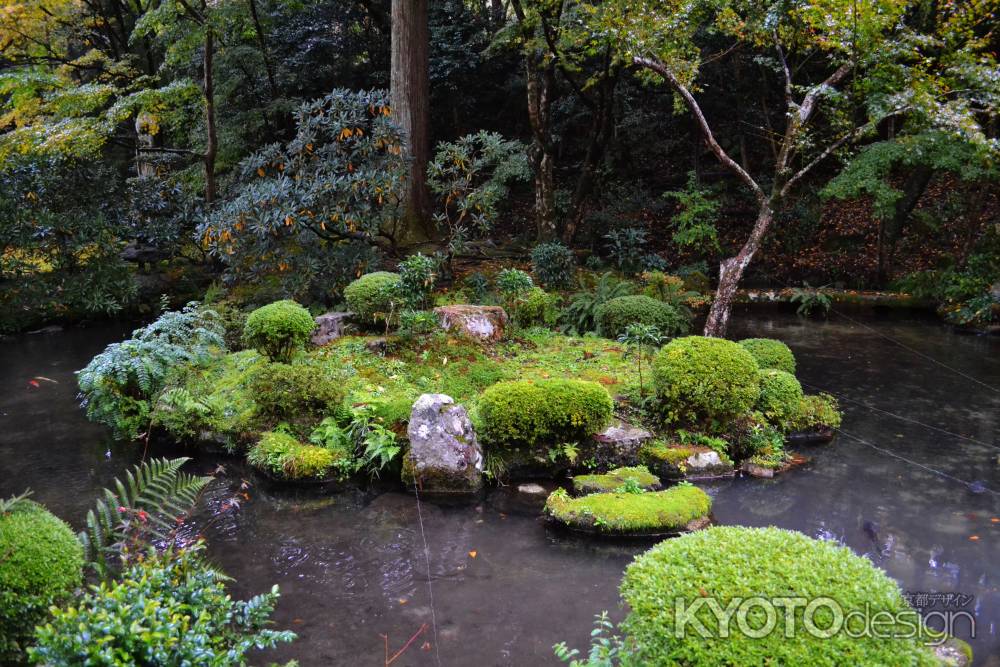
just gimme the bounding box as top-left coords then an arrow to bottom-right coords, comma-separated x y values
77,303 -> 224,439
478,379 -> 614,447
248,431 -> 345,481
31,547 -> 295,666
619,526 -> 937,665
739,338 -> 796,375
531,242 -> 577,289
756,370 -> 805,431
595,295 -> 689,339
243,299 -> 316,362
344,271 -> 403,325
653,336 -> 761,429
0,498 -> 83,663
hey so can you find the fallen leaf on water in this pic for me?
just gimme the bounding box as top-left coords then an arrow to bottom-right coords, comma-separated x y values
292,618 -> 304,624
991,518 -> 1000,523
969,535 -> 980,541
468,550 -> 477,558
33,376 -> 57,383
398,598 -> 408,605
27,380 -> 39,388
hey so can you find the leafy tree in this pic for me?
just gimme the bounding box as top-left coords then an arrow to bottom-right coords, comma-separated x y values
592,0 -> 999,335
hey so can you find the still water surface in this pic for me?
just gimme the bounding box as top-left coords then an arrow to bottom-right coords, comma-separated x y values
1,313 -> 998,665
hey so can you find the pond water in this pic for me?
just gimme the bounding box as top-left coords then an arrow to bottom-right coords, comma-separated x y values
2,313 -> 999,666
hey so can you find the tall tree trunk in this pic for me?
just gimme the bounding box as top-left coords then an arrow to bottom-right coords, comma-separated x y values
203,30 -> 217,204
526,59 -> 557,240
391,0 -> 431,238
878,165 -> 934,284
704,204 -> 774,337
246,0 -> 278,100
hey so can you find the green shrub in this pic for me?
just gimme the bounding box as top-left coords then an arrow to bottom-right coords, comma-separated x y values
595,295 -> 689,339
397,309 -> 441,340
739,338 -> 796,374
478,379 -> 613,447
0,499 -> 83,663
544,484 -> 710,535
344,271 -> 402,325
250,360 -> 346,427
513,287 -> 560,328
619,526 -> 937,665
242,299 -> 315,362
560,272 -> 634,334
248,431 -> 348,480
640,271 -> 697,309
531,242 -> 576,289
757,369 -> 804,429
652,336 -> 760,428
398,253 -> 439,309
30,547 -> 295,665
790,393 -> 843,431
495,267 -> 535,313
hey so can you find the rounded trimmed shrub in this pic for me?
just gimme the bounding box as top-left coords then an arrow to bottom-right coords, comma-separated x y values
620,526 -> 937,665
243,300 -> 315,362
595,295 -> 690,339
739,337 -> 796,374
0,500 -> 84,662
652,336 -> 760,427
513,287 -> 560,328
757,369 -> 804,428
531,242 -> 576,289
478,379 -> 613,446
343,272 -> 402,324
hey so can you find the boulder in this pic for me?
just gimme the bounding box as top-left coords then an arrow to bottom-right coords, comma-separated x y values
403,394 -> 483,495
590,421 -> 654,468
312,311 -> 352,346
639,442 -> 735,481
544,484 -> 713,538
433,305 -> 508,342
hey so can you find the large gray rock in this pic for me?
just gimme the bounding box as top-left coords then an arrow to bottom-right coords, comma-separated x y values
403,394 -> 483,495
312,311 -> 352,346
433,305 -> 508,342
590,421 -> 654,468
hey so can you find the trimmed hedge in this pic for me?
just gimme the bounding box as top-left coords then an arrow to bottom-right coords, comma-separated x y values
595,295 -> 689,339
243,300 -> 315,362
478,379 -> 613,446
0,500 -> 84,663
757,369 -> 804,429
652,336 -> 761,427
620,526 -> 937,665
344,272 -> 402,324
739,338 -> 796,374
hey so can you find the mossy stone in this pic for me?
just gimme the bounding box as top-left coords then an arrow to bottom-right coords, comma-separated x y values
544,484 -> 711,537
572,466 -> 661,495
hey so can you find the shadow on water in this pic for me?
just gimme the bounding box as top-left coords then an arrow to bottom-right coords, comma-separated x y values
1,313 -> 999,665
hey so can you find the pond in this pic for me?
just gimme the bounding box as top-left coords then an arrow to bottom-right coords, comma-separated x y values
2,313 -> 999,666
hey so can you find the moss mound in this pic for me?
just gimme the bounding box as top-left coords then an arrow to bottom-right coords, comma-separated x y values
478,378 -> 613,447
595,295 -> 689,339
247,431 -> 351,481
757,369 -> 805,429
620,526 -> 938,665
344,272 -> 401,325
739,338 -> 796,374
0,500 -> 84,662
652,336 -> 760,427
544,484 -> 711,536
790,393 -> 843,431
572,466 -> 661,495
243,299 -> 315,362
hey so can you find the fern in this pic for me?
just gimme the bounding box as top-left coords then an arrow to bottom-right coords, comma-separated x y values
79,457 -> 211,581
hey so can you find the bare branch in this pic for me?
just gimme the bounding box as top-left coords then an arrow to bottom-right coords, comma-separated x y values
773,32 -> 792,107
798,62 -> 852,124
634,55 -> 765,203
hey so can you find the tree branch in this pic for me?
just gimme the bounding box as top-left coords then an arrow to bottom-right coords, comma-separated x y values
797,62 -> 851,124
634,55 -> 765,203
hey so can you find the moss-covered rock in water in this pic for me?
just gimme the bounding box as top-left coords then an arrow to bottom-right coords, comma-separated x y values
247,431 -> 353,482
639,440 -> 734,480
1,500 -> 84,663
620,526 -> 938,666
544,484 -> 711,537
572,466 -> 661,495
402,394 -> 483,496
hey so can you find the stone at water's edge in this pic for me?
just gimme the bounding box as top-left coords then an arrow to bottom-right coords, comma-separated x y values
591,421 -> 654,468
433,305 -> 508,342
403,393 -> 484,496
311,311 -> 352,346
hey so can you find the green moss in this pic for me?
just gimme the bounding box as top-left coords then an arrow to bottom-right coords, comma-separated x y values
243,299 -> 315,362
478,378 -> 613,447
739,338 -> 796,374
595,295 -> 690,339
652,336 -> 761,429
544,484 -> 711,536
250,359 -> 346,429
512,287 -> 560,328
0,500 -> 84,663
572,466 -> 661,495
343,272 -> 401,325
247,431 -> 352,481
639,440 -> 698,466
756,369 -> 804,429
620,526 -> 938,666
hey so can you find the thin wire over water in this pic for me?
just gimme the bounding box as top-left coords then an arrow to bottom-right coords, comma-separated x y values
412,485 -> 442,667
